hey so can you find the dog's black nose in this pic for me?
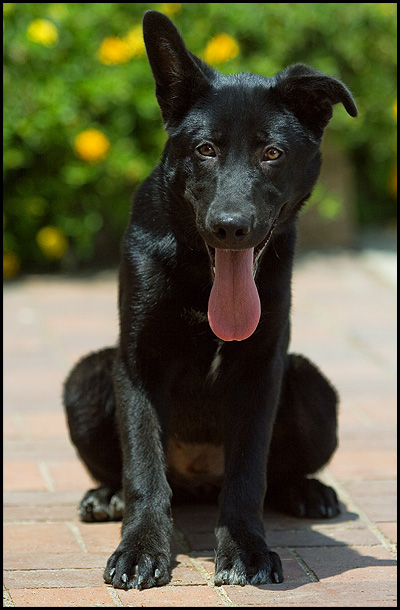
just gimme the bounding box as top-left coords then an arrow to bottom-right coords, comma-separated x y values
212,215 -> 251,246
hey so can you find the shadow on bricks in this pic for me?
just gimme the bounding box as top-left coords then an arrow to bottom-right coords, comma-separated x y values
170,497 -> 396,588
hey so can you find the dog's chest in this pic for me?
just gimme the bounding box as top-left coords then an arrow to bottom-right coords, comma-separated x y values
168,341 -> 226,449
206,341 -> 223,384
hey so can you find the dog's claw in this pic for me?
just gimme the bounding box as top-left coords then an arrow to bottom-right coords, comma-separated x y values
297,502 -> 305,517
214,569 -> 230,586
326,505 -> 336,518
136,575 -> 144,588
214,548 -> 283,586
104,546 -> 172,590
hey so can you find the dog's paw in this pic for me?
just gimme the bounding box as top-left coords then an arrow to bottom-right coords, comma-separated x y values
214,549 -> 283,586
104,548 -> 171,590
79,487 -> 124,522
268,477 -> 340,519
108,490 -> 125,520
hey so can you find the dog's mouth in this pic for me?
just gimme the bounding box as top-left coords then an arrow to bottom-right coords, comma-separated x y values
205,223 -> 277,342
205,222 -> 276,280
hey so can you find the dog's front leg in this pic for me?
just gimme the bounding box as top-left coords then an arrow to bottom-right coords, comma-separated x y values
103,356 -> 172,590
215,367 -> 284,586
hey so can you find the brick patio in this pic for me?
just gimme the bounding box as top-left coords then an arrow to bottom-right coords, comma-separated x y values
3,247 -> 397,607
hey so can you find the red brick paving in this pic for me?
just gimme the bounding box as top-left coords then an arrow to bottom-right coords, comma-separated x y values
3,250 -> 397,606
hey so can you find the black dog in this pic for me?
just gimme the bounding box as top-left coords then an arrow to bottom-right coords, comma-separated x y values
64,10 -> 357,590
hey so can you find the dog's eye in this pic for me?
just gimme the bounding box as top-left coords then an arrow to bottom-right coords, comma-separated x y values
197,143 -> 216,158
263,147 -> 282,161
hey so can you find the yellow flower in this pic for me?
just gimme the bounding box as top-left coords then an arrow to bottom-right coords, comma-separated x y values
98,36 -> 131,65
74,129 -> 110,163
124,25 -> 146,58
36,226 -> 68,260
98,27 -> 146,64
161,3 -> 181,16
203,33 -> 239,65
393,99 -> 397,121
3,251 -> 20,280
27,19 -> 58,47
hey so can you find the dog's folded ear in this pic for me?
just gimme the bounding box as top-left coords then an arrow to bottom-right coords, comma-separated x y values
143,10 -> 213,128
273,64 -> 357,136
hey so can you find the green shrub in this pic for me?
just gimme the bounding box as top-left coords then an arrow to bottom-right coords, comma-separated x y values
3,3 -> 397,277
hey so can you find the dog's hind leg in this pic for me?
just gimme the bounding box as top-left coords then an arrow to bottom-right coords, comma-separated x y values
63,347 -> 124,521
266,354 -> 340,518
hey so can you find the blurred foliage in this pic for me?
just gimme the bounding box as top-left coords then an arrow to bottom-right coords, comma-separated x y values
3,2 -> 397,277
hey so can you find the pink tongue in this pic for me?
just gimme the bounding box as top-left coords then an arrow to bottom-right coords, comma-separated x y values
208,248 -> 261,341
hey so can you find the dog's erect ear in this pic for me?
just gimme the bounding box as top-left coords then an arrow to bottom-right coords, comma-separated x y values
273,64 -> 357,136
143,10 -> 213,127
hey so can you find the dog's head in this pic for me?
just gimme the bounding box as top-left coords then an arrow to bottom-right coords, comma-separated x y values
142,10 -> 357,341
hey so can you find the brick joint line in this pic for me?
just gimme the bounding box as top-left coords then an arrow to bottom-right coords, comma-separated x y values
188,554 -> 235,606
65,521 -> 88,553
323,470 -> 398,559
106,585 -> 124,606
2,584 -> 14,608
38,462 -> 56,492
287,548 -> 319,582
